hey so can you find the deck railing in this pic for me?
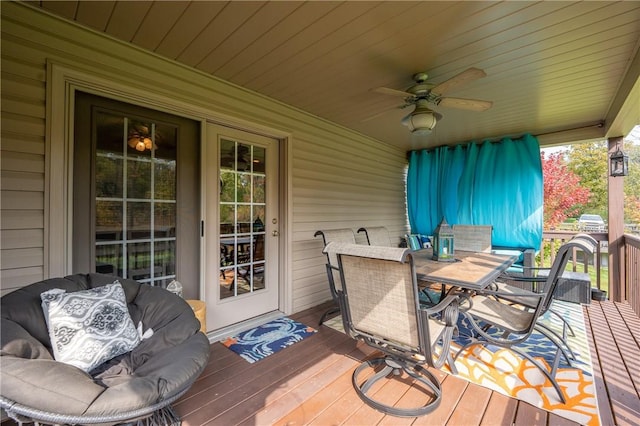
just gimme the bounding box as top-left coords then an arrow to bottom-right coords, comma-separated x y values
540,231 -> 640,316
539,230 -> 609,291
624,233 -> 640,316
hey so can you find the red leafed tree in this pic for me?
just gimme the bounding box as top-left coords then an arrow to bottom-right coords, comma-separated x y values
542,152 -> 591,228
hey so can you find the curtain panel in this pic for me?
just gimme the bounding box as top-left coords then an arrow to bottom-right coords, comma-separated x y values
407,134 -> 542,250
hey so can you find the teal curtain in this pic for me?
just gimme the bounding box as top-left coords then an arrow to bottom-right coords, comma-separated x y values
407,134 -> 542,250
407,145 -> 466,234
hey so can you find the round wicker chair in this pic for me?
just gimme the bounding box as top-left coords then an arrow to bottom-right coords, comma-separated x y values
1,273 -> 210,425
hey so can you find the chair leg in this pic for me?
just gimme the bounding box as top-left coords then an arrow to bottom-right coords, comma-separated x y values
454,340 -> 567,404
548,307 -> 576,337
319,305 -> 340,326
352,356 -> 442,417
535,323 -> 577,364
509,346 -> 567,404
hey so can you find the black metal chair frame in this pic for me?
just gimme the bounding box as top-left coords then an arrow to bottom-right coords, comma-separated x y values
314,228 -> 357,325
356,226 -> 392,247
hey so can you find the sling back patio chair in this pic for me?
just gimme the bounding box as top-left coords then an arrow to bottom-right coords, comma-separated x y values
453,237 -> 595,403
326,242 -> 460,417
314,228 -> 357,325
357,226 -> 392,246
490,234 -> 597,361
452,224 -> 493,253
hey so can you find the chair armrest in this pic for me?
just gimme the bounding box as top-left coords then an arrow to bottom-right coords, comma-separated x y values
421,294 -> 459,316
514,265 -> 550,272
418,293 -> 460,370
480,288 -> 545,299
325,263 -> 341,297
497,275 -> 546,284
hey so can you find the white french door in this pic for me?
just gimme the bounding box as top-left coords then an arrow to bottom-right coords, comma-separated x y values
204,124 -> 280,331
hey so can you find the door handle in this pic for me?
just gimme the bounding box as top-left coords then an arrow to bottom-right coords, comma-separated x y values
272,230 -> 279,237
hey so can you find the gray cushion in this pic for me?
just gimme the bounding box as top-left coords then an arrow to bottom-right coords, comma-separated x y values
0,356 -> 104,415
0,319 -> 52,360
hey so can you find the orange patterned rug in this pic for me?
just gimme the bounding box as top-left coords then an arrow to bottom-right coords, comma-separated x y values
450,300 -> 599,425
324,300 -> 599,425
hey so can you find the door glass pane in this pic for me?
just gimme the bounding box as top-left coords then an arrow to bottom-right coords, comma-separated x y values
155,161 -> 176,200
219,138 -> 267,299
155,203 -> 176,237
95,244 -> 122,276
94,112 -> 177,286
127,201 -> 151,239
127,160 -> 151,199
253,175 -> 265,203
95,156 -> 123,198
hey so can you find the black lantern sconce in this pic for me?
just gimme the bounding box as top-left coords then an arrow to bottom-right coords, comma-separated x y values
610,142 -> 629,177
432,217 -> 455,262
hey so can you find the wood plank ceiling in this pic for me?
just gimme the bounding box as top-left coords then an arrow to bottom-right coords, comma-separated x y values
32,1 -> 640,150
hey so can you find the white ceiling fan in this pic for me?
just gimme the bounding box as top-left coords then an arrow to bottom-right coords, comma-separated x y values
372,67 -> 493,134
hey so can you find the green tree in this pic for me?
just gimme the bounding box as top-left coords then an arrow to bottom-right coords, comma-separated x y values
623,143 -> 640,223
567,141 -> 608,219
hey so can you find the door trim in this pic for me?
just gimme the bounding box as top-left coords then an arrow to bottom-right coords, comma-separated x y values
206,311 -> 284,343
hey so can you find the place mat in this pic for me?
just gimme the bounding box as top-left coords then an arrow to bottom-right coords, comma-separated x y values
324,300 -> 599,425
222,317 -> 317,363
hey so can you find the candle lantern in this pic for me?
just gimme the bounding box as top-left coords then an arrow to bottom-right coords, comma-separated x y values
432,217 -> 455,262
610,144 -> 629,177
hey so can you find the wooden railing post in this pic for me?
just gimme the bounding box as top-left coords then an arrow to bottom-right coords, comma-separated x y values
624,234 -> 640,316
608,137 -> 625,302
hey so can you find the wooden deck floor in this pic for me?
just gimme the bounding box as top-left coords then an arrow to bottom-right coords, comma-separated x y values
584,300 -> 640,426
173,300 -> 640,426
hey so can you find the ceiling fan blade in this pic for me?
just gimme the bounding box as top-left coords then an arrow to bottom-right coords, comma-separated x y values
372,86 -> 414,98
438,97 -> 493,111
361,104 -> 406,122
431,67 -> 487,95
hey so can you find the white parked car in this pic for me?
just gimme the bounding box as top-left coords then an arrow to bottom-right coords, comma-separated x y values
578,214 -> 606,232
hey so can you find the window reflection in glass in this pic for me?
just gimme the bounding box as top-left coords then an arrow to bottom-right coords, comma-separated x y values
219,139 -> 267,299
94,112 -> 177,286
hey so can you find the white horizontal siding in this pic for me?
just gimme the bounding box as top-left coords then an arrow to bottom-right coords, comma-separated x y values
1,190 -> 44,210
1,266 -> 44,296
1,24 -> 47,284
1,229 -> 43,249
290,130 -> 408,311
0,2 -> 409,314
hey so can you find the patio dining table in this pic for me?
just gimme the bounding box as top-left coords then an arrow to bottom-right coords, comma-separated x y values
411,249 -> 518,291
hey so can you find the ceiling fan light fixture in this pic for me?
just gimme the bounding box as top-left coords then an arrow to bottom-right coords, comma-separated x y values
405,111 -> 437,133
402,101 -> 442,134
127,130 -> 157,152
143,137 -> 153,150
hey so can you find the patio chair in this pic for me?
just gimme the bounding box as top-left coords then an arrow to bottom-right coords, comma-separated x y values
453,237 -> 594,403
492,234 -> 596,357
452,224 -> 493,252
314,228 -> 357,325
357,226 -> 392,246
326,242 -> 460,417
1,273 -> 210,425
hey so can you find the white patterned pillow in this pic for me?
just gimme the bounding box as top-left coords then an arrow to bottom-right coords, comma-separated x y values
40,281 -> 140,372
